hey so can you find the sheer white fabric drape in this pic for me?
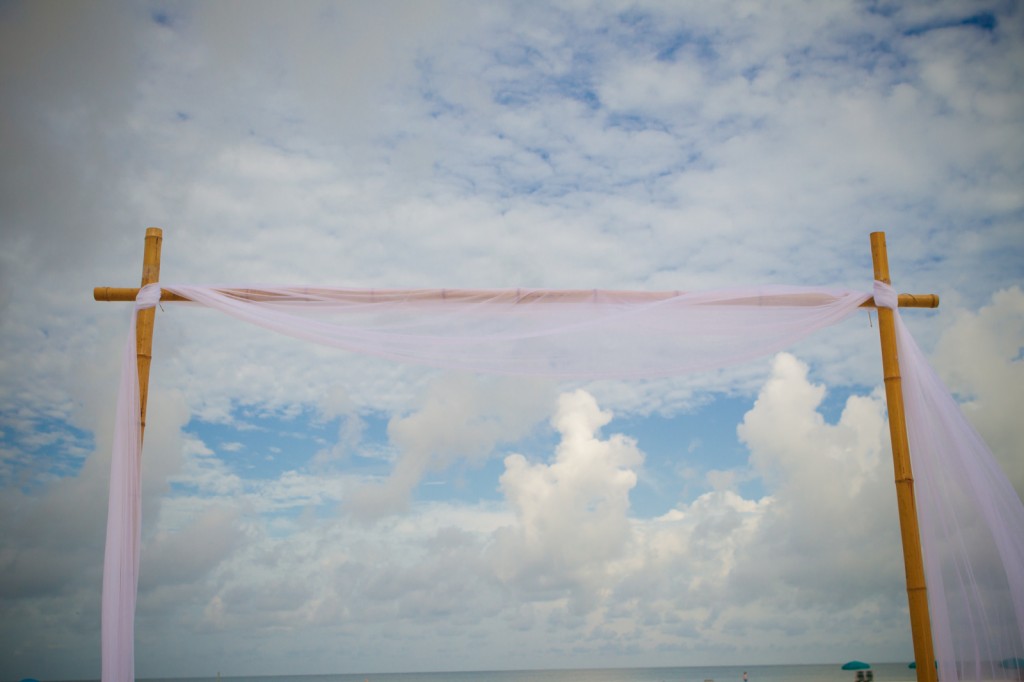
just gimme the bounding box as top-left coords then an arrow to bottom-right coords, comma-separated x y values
101,282 -> 1024,682
892,307 -> 1024,681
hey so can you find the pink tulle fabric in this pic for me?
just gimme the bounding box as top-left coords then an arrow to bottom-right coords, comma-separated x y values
101,282 -> 1024,682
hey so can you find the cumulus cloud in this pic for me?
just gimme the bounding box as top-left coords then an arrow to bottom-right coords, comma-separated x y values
490,389 -> 643,613
932,287 -> 1024,492
346,374 -> 555,519
733,354 -> 902,615
5,357 -> 997,676
605,355 -> 908,662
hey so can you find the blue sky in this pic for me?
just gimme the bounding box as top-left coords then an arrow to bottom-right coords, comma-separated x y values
1,1 -> 1023,679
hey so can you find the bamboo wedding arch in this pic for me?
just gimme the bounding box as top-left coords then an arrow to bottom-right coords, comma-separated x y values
94,228 -> 1021,682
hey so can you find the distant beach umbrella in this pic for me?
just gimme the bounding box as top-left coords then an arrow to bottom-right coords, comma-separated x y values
1001,658 -> 1024,669
841,661 -> 872,670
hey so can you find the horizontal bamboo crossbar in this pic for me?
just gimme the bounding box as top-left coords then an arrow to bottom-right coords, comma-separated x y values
94,286 -> 939,308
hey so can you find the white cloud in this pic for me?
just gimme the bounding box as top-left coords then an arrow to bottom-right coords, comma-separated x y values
140,504 -> 242,591
1,359 -> 996,674
932,286 -> 1024,492
345,374 -> 555,518
490,390 -> 643,613
735,354 -> 901,608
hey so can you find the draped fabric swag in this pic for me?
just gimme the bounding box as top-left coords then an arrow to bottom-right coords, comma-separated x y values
102,282 -> 1024,682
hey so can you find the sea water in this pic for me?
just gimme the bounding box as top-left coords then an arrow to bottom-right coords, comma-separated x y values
138,664 -> 919,682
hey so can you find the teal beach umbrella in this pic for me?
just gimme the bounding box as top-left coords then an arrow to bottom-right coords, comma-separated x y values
842,661 -> 872,671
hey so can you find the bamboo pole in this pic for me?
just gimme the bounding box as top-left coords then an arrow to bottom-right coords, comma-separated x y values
95,285 -> 940,309
137,227 -> 163,446
870,231 -> 937,682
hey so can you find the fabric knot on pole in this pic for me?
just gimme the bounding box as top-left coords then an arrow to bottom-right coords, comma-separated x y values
135,283 -> 162,310
873,280 -> 899,310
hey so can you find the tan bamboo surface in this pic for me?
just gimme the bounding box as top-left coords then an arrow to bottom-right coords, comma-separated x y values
137,228 -> 163,447
94,285 -> 939,309
871,231 -> 937,682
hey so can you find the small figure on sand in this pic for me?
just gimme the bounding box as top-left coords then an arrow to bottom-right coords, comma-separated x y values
743,672 -> 748,682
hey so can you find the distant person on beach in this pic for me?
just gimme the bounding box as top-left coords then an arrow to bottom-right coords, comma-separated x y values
743,672 -> 748,682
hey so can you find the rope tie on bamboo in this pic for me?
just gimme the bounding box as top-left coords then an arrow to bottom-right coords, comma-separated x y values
135,283 -> 162,310
873,280 -> 899,310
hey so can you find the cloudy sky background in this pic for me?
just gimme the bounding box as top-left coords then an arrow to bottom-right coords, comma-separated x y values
1,1 -> 1022,679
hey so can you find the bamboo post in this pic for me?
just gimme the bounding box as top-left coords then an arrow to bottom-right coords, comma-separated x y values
870,231 -> 937,682
137,227 -> 163,445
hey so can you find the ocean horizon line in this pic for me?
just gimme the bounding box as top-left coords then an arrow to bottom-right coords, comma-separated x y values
31,661 -> 922,682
